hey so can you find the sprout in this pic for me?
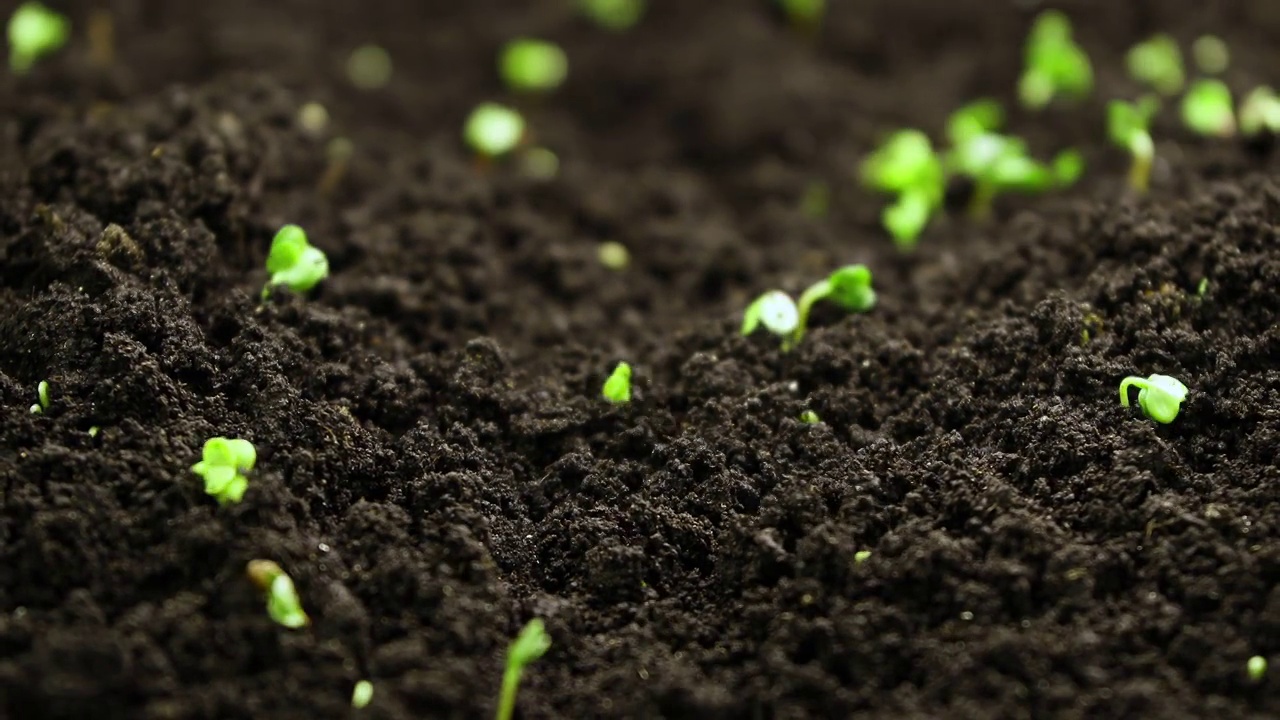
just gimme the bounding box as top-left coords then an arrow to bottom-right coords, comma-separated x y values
1192,35 -> 1229,75
799,410 -> 820,424
882,188 -> 933,251
577,0 -> 645,31
346,44 -> 393,90
1248,655 -> 1268,682
246,560 -> 309,629
742,290 -> 800,348
1125,34 -> 1184,96
495,619 -> 551,720
518,147 -> 560,180
1119,373 -> 1188,424
352,680 -> 374,709
1197,278 -> 1209,297
191,437 -> 256,505
597,241 -> 630,270
860,130 -> 944,249
777,0 -> 825,32
602,362 -> 632,404
1019,10 -> 1093,109
794,264 -> 876,343
1107,96 -> 1160,192
1181,79 -> 1235,137
854,550 -> 872,564
946,99 -> 1005,147
944,121 -> 1060,219
88,426 -> 100,438
464,103 -> 526,159
7,2 -> 69,75
28,379 -> 49,414
264,225 -> 330,298
297,102 -> 330,137
1239,86 -> 1280,137
499,39 -> 568,93
1052,149 -> 1085,187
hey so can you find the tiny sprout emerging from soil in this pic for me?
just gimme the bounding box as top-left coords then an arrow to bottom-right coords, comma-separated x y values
1019,10 -> 1093,110
602,362 -> 632,404
246,560 -> 309,629
1239,86 -> 1280,137
496,619 -> 551,720
1119,373 -> 1188,424
500,39 -> 568,93
1181,79 -> 1235,137
1248,655 -> 1268,682
297,102 -> 330,137
1126,34 -> 1184,96
742,290 -> 800,348
1192,35 -> 1229,75
578,0 -> 645,31
192,437 -> 256,505
28,380 -> 49,414
88,426 -> 100,438
860,130 -> 944,249
800,410 -> 820,424
352,680 -> 374,709
946,99 -> 1005,147
346,44 -> 393,90
519,147 -> 560,180
1107,96 -> 1160,192
264,225 -> 330,298
947,131 -> 1053,219
794,264 -> 876,344
777,0 -> 824,32
598,241 -> 630,270
7,2 -> 69,75
854,550 -> 872,564
1197,278 -> 1209,297
465,103 -> 526,159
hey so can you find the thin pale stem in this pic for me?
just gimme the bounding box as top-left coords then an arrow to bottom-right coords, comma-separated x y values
1119,376 -> 1150,407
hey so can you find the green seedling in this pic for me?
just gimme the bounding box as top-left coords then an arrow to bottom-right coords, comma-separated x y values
860,130 -> 944,249
352,680 -> 374,709
742,290 -> 800,348
246,560 -> 309,629
88,426 -> 100,438
1107,96 -> 1160,192
794,264 -> 876,343
1181,79 -> 1235,137
496,619 -> 551,720
7,2 -> 69,75
602,362 -> 632,404
465,103 -> 526,159
1019,10 -> 1093,109
777,0 -> 824,32
946,99 -> 1005,147
1192,35 -> 1229,75
854,550 -> 872,564
519,147 -> 560,180
1239,86 -> 1280,137
346,44 -> 393,90
597,241 -> 630,270
1125,34 -> 1184,96
1053,149 -> 1085,187
499,39 -> 568,92
191,437 -> 256,505
1248,655 -> 1267,682
28,380 -> 49,414
1119,373 -> 1188,424
578,0 -> 645,31
882,189 -> 933,251
800,410 -> 820,424
1197,278 -> 1209,297
264,225 -> 329,298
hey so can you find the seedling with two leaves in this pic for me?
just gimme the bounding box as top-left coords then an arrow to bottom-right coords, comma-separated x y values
191,437 -> 256,504
602,362 -> 632,404
743,264 -> 876,350
1019,10 -> 1093,110
860,130 -> 944,250
28,380 -> 49,414
264,225 -> 329,299
7,2 -> 68,74
1119,373 -> 1187,424
1107,95 -> 1160,192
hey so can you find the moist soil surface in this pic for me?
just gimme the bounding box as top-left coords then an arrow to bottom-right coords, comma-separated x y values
3,0 -> 1280,718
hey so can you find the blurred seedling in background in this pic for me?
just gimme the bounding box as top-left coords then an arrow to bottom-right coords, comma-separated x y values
794,264 -> 876,344
465,103 -> 527,160
860,130 -> 944,250
1239,86 -> 1280,137
1248,656 -> 1268,682
264,225 -> 329,298
1107,96 -> 1160,192
1019,10 -> 1093,110
597,241 -> 630,270
1119,373 -> 1188,424
7,1 -> 68,74
602,362 -> 633,404
346,44 -> 392,90
1126,34 -> 1184,96
500,38 -> 568,93
28,380 -> 49,414
777,0 -> 824,35
1181,79 -> 1235,137
1192,35 -> 1229,75
800,410 -> 820,424
246,560 -> 309,628
578,0 -> 646,31
352,680 -> 373,709
742,290 -> 800,350
495,619 -> 551,720
192,437 -> 256,505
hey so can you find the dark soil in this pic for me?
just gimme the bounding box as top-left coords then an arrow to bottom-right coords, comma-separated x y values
3,0 -> 1280,718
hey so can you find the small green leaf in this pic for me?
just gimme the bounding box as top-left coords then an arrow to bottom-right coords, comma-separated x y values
1248,655 -> 1268,682
1119,374 -> 1188,424
860,130 -> 940,194
1126,34 -> 1184,96
1239,86 -> 1280,136
882,189 -> 931,251
800,410 -> 820,424
352,680 -> 374,709
267,574 -> 309,628
826,264 -> 876,312
602,362 -> 632,404
577,0 -> 645,30
947,99 -> 1005,146
1192,35 -> 1229,75
499,39 -> 568,92
742,290 -> 799,337
464,103 -> 527,158
1181,79 -> 1235,137
266,225 -> 329,295
1052,149 -> 1085,187
508,619 -> 552,667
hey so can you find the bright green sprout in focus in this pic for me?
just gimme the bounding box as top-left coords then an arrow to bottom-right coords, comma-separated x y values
854,550 -> 872,564
7,2 -> 69,75
499,38 -> 568,93
597,241 -> 630,270
794,264 -> 876,344
465,102 -> 527,159
742,290 -> 800,349
860,130 -> 944,250
1107,96 -> 1160,192
800,410 -> 820,424
1125,34 -> 1184,96
264,224 -> 329,298
28,379 -> 49,414
192,437 -> 256,504
1019,10 -> 1093,110
1192,35 -> 1229,75
352,680 -> 374,709
346,44 -> 393,90
1239,86 -> 1280,137
1181,79 -> 1235,137
1248,655 -> 1267,682
602,362 -> 632,404
1119,373 -> 1188,424
495,619 -> 551,720
247,559 -> 309,629
578,0 -> 646,31
777,0 -> 824,33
